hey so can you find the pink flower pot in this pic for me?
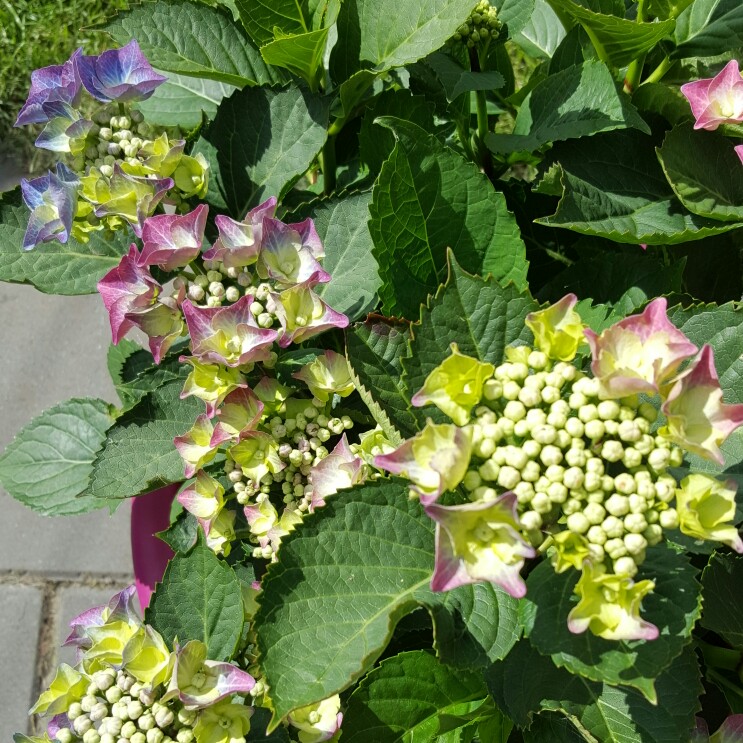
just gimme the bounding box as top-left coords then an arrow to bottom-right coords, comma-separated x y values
130,483 -> 180,611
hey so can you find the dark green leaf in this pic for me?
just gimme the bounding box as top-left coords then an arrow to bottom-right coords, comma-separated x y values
104,0 -> 283,87
157,508 -> 199,553
658,124 -> 743,222
193,86 -> 329,217
342,651 -> 489,743
701,552 -> 743,649
235,0 -> 308,46
487,61 -> 649,153
0,194 -> 130,295
330,0 -> 475,81
521,713 -> 585,742
147,540 -> 243,660
247,708 -> 291,742
548,0 -> 675,66
304,192 -> 381,320
521,546 -> 702,702
113,355 -> 183,413
255,479 -> 520,724
631,83 -> 693,126
425,53 -> 505,102
0,398 -> 114,516
496,0 -> 537,35
538,129 -> 743,244
107,340 -> 146,388
646,0 -> 694,20
369,119 -> 527,317
134,73 -> 238,129
673,0 -> 743,58
346,318 -> 419,444
89,376 -> 203,499
402,257 -> 536,425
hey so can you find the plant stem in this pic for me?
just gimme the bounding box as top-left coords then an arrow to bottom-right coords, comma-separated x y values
472,45 -> 494,180
642,56 -> 673,86
322,135 -> 337,196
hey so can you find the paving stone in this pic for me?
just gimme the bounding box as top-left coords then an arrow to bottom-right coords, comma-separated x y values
0,283 -> 133,575
57,585 -> 131,667
0,584 -> 43,739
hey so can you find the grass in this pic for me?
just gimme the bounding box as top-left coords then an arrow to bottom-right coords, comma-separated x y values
0,0 -> 128,166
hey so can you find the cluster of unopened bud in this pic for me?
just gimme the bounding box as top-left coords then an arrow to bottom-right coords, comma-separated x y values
463,350 -> 684,577
451,1 -> 501,47
51,668 -> 194,743
71,106 -> 157,177
225,401 -> 355,512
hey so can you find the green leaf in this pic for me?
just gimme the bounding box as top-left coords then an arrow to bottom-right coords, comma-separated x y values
235,0 -> 308,46
107,339 -> 146,387
254,479 -> 520,725
486,61 -> 649,154
515,0 -> 567,59
631,83 -> 693,126
548,0 -> 675,66
521,545 -> 702,702
89,376 -> 203,499
369,119 -> 528,318
146,540 -> 243,660
424,53 -> 505,103
701,552 -> 743,649
260,28 -> 330,89
157,506 -> 199,553
193,86 -> 329,217
0,398 -> 114,516
0,194 -> 130,295
330,0 -> 475,80
247,708 -> 292,742
341,651 -> 489,743
402,258 -> 537,425
673,0 -> 743,58
488,639 -> 702,741
104,0 -> 283,88
538,129 -> 743,244
646,0 -> 694,20
133,72 -> 238,129
657,124 -> 743,222
521,713 -> 585,742
112,355 -> 183,413
495,0 -> 537,35
303,192 -> 381,321
541,250 -> 685,312
346,318 -> 419,444
359,89 -> 437,174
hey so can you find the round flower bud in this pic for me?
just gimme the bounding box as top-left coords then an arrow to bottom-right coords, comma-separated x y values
526,408 -> 547,426
138,713 -> 156,731
547,482 -> 568,503
562,417 -> 582,439
154,706 -> 175,728
541,386 -> 561,405
602,515 -> 624,538
601,441 -> 624,462
624,533 -> 647,555
514,481 -> 534,503
546,410 -> 567,429
478,458 -> 500,481
601,475 -> 615,492
91,702 -> 109,722
585,458 -> 604,475
105,718 -> 123,736
628,494 -> 647,514
563,498 -> 582,515
147,730 -> 164,743
605,537 -> 627,559
504,446 -> 528,470
545,465 -> 565,483
502,380 -> 521,401
568,392 -> 587,409
483,379 -> 502,400
644,523 -> 663,545
622,447 -> 643,469
522,440 -> 541,459
463,470 -> 482,491
539,445 -> 562,467
57,730 -> 75,743
613,473 -> 635,495
68,703 -> 84,720
504,400 -> 526,422
668,446 -> 684,467
566,512 -> 590,534
584,502 -> 606,525
563,466 -> 584,490
613,556 -> 638,577
521,461 -> 541,483
659,508 -> 679,530
605,494 -> 629,517
578,404 -> 598,423
83,730 -> 101,743
648,448 -> 670,471
82,695 -> 99,713
624,513 -> 648,534
225,286 -> 241,303
520,510 -> 542,530
74,717 -> 93,736
531,492 -> 552,514
583,472 -> 601,492
528,350 -> 548,369
655,476 -> 676,502
177,730 -> 194,743
130,734 -> 146,743
511,420 -> 528,438
475,437 -> 496,459
596,400 -> 620,421
497,466 -> 520,490
121,722 -> 138,739
587,525 -> 607,545
178,708 -> 198,726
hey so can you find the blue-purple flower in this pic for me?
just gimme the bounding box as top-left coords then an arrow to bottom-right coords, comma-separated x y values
77,40 -> 166,102
20,163 -> 80,251
34,102 -> 94,154
15,49 -> 83,127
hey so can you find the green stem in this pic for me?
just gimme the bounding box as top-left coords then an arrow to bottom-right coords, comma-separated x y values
322,135 -> 337,196
472,45 -> 494,180
642,56 -> 673,86
624,52 -> 647,93
698,641 -> 743,672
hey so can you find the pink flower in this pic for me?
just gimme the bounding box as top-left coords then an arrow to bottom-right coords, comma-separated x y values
202,197 -> 277,269
680,60 -> 743,131
661,345 -> 743,464
271,282 -> 349,347
735,144 -> 743,165
211,386 -> 265,445
426,493 -> 535,597
309,435 -> 365,512
97,244 -> 161,344
585,297 -> 698,399
126,301 -> 185,364
138,204 -> 208,271
182,295 -> 278,367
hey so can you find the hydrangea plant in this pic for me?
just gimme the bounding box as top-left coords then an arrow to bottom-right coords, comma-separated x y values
2,0 -> 743,741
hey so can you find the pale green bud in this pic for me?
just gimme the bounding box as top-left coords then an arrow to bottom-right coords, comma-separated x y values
601,475 -> 615,492
138,713 -> 155,731
176,729 -> 194,743
147,730 -> 164,743
545,464 -> 565,483
659,508 -> 679,530
504,446 -> 528,470
83,730 -> 101,743
520,510 -> 542,530
518,386 -> 541,407
568,392 -> 587,409
584,472 -> 602,492
605,494 -> 629,517
478,459 -> 500,481
526,408 -> 548,426
613,556 -> 637,577
521,461 -> 541,482
625,513 -> 648,534
563,498 -> 582,515
601,441 -> 624,462
121,722 -> 137,738
565,447 -> 588,468
91,702 -> 109,722
130,734 -> 146,743
178,708 -> 198,725
648,448 -> 670,470
154,707 -> 175,728
513,420 -> 530,438
584,502 -> 606,525
540,445 -> 562,466
531,492 -> 552,513
605,537 -> 627,559
628,494 -> 647,514
644,523 -> 663,545
514,482 -> 534,502
587,525 -> 607,544
602,515 -> 624,538
548,482 -> 568,503
614,473 -> 635,495
74,717 -> 93,736
57,730 -> 75,743
564,417 -> 584,438
585,457 -> 604,475
81,695 -> 98,712
497,465 -> 520,490
567,512 -> 590,533
483,379 -> 502,400
502,380 -> 520,400
624,533 -> 647,555
69,703 -> 84,720
546,410 -> 568,429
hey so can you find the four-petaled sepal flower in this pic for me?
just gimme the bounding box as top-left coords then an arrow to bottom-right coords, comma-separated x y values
585,297 -> 697,399
193,698 -> 253,743
426,493 -> 535,597
675,474 -> 743,552
174,414 -> 220,478
287,695 -> 343,743
567,561 -> 658,641
293,350 -> 355,402
411,343 -> 494,425
661,344 -> 743,463
138,204 -> 208,271
681,59 -> 743,131
271,283 -> 349,347
526,293 -> 585,362
374,422 -> 474,504
177,470 -> 226,535
309,434 -> 365,512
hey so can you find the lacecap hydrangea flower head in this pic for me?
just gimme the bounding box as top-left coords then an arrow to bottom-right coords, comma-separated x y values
375,296 -> 743,642
15,41 -> 208,250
